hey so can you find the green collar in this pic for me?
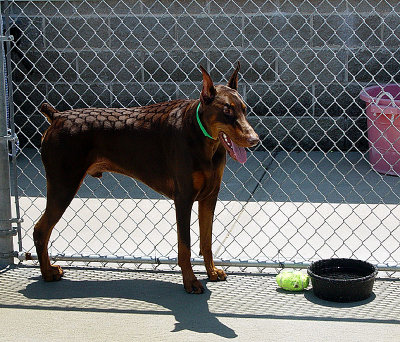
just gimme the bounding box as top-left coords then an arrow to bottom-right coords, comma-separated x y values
196,103 -> 216,140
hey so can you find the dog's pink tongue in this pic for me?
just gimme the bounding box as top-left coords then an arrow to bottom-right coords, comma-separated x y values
232,141 -> 247,164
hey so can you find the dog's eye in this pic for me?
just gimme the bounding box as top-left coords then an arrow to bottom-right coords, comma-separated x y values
223,104 -> 233,117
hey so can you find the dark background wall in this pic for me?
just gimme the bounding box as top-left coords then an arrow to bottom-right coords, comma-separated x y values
5,0 -> 400,150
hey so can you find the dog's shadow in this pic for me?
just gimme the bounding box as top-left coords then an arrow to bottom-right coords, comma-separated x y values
19,273 -> 237,338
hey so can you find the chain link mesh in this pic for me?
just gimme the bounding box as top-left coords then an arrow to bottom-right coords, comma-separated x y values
4,0 -> 400,271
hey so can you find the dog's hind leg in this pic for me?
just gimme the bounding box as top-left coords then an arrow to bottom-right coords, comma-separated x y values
33,169 -> 85,281
199,193 -> 227,282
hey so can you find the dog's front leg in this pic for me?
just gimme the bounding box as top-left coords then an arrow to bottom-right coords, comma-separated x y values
175,197 -> 204,294
199,194 -> 227,282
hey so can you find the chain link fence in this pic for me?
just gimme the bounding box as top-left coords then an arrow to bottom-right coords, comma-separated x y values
3,0 -> 400,272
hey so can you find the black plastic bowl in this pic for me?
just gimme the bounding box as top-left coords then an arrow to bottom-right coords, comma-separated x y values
307,258 -> 378,302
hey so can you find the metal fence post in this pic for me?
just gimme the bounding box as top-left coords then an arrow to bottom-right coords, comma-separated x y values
0,21 -> 14,266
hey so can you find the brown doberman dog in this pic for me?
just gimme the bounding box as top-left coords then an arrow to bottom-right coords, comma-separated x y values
34,63 -> 259,293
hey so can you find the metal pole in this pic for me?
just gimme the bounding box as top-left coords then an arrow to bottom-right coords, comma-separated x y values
4,0 -> 22,252
0,15 -> 14,266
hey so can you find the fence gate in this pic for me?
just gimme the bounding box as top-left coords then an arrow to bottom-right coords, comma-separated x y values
2,0 -> 400,273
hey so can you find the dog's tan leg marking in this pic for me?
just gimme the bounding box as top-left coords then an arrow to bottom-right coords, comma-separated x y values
178,242 -> 204,294
175,196 -> 204,294
34,211 -> 64,281
199,195 -> 227,282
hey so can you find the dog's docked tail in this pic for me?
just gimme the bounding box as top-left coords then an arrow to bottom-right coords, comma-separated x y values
40,102 -> 58,123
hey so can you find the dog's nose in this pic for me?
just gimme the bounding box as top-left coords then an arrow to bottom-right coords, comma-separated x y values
247,134 -> 260,147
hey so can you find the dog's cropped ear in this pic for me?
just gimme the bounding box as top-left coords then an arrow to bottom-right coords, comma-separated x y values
227,61 -> 240,90
200,65 -> 216,104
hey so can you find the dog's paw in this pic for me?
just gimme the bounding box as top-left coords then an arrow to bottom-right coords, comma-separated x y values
183,277 -> 204,294
208,267 -> 227,282
42,265 -> 64,282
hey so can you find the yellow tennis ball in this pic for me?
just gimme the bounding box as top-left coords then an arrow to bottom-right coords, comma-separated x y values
276,270 -> 310,291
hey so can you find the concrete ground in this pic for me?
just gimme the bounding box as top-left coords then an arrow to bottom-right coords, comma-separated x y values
0,265 -> 399,341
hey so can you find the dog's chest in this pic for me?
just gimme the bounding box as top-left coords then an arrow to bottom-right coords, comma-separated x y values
192,152 -> 226,199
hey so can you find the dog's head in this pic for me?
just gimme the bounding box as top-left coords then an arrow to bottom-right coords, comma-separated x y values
199,62 -> 259,164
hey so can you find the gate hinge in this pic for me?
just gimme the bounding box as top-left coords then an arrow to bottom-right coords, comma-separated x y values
0,218 -> 23,224
0,251 -> 18,259
0,218 -> 23,237
0,35 -> 14,42
0,133 -> 18,142
0,228 -> 18,237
